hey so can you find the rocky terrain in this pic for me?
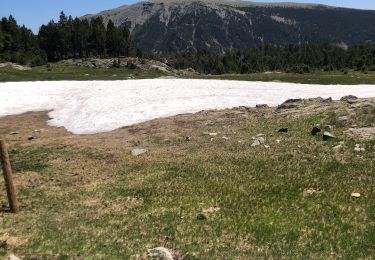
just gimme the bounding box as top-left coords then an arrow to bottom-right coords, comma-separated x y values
60,58 -> 196,77
82,0 -> 375,53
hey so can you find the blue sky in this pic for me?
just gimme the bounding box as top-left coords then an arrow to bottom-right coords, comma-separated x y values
1,0 -> 375,33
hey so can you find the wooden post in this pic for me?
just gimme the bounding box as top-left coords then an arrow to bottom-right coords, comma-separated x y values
0,139 -> 19,213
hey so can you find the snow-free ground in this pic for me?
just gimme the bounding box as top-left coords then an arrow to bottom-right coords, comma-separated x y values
1,79 -> 375,134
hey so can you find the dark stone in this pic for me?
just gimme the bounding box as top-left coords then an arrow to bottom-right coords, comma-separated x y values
311,127 -> 321,136
27,136 -> 34,140
256,104 -> 269,108
340,95 -> 358,102
278,128 -> 289,133
196,213 -> 207,220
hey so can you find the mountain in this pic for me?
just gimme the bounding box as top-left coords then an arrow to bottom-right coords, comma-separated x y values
82,0 -> 375,53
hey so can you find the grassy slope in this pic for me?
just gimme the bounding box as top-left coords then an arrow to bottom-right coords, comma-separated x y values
0,63 -> 164,82
0,100 -> 374,258
1,63 -> 375,84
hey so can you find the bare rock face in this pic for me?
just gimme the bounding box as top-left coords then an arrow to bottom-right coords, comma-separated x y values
82,1 -> 375,53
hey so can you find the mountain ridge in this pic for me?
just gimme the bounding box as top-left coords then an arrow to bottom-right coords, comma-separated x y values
82,0 -> 375,53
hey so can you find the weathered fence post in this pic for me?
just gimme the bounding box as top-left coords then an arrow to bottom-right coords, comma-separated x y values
0,139 -> 19,213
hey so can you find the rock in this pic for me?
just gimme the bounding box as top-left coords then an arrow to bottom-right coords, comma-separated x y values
251,136 -> 265,146
276,139 -> 281,144
222,136 -> 229,141
0,240 -> 7,249
8,255 -> 21,260
196,213 -> 207,220
340,95 -> 358,103
351,192 -> 361,198
354,144 -> 365,152
303,188 -> 317,197
338,116 -> 349,122
131,148 -> 148,156
323,97 -> 333,103
345,127 -> 375,140
27,136 -> 34,140
278,127 -> 288,133
256,104 -> 269,108
323,132 -> 335,141
202,207 -> 220,213
333,144 -> 343,150
264,145 -> 270,149
9,131 -> 20,135
147,247 -> 174,260
321,125 -> 333,130
185,136 -> 192,141
311,126 -> 321,136
277,99 -> 303,109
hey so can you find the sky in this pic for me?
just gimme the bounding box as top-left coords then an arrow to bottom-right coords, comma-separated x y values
1,0 -> 375,33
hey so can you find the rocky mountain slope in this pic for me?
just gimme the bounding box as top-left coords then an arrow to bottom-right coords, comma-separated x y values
82,0 -> 375,53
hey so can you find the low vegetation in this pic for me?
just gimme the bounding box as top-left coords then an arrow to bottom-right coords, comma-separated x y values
0,97 -> 374,258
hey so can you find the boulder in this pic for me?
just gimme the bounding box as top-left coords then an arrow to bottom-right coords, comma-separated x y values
340,95 -> 358,103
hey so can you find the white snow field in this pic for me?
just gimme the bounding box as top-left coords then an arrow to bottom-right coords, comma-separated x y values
1,79 -> 375,134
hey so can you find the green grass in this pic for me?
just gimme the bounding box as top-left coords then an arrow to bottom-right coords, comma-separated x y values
1,62 -> 375,84
198,70 -> 375,85
0,104 -> 374,258
0,63 -> 164,82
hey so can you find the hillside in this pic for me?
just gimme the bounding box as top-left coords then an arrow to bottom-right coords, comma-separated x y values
82,0 -> 375,53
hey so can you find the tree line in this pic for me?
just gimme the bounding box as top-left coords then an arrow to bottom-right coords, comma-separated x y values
157,43 -> 375,74
1,13 -> 375,74
0,12 -> 133,65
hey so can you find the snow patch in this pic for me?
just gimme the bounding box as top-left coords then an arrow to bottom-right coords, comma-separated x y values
0,79 -> 374,134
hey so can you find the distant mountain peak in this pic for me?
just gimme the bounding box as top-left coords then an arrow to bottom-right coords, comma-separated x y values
82,0 -> 375,53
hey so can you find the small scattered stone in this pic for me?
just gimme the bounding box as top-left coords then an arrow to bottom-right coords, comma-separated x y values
338,116 -> 349,122
196,213 -> 207,220
333,144 -> 343,150
251,136 -> 265,146
147,247 -> 174,260
354,144 -> 365,152
27,136 -> 34,140
321,125 -> 333,130
323,132 -> 335,141
202,207 -> 221,213
131,148 -> 148,156
264,145 -> 270,149
278,128 -> 288,133
185,136 -> 192,141
351,192 -> 361,198
276,139 -> 281,144
303,188 -> 317,197
311,127 -> 321,136
222,136 -> 229,141
9,131 -> 20,135
208,132 -> 218,136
